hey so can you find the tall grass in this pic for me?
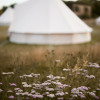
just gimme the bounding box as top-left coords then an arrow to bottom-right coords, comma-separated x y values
0,49 -> 100,100
0,26 -> 8,42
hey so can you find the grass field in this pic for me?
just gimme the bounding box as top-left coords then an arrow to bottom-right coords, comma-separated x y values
0,20 -> 100,100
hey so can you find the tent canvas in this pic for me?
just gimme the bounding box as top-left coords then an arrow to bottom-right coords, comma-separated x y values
9,0 -> 92,44
0,7 -> 14,25
96,17 -> 100,25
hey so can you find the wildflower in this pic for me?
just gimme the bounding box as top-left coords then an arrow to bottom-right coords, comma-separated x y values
22,82 -> 27,85
88,92 -> 96,97
23,84 -> 32,87
63,68 -> 71,71
14,88 -> 20,91
47,75 -> 54,79
52,81 -> 62,85
69,74 -> 73,76
47,94 -> 55,98
95,96 -> 99,99
88,93 -> 99,99
36,95 -> 43,98
27,93 -> 32,96
8,96 -> 14,99
71,88 -> 79,94
45,92 -> 49,95
87,63 -> 100,68
76,72 -> 80,75
33,74 -> 40,78
72,94 -> 78,97
65,92 -> 68,94
34,74 -> 40,76
0,82 -> 3,85
16,93 -> 20,95
77,86 -> 89,91
83,70 -> 88,73
78,94 -> 85,98
66,85 -> 71,87
56,60 -> 60,63
56,91 -> 65,96
2,72 -> 14,75
54,76 -> 61,79
7,90 -> 13,93
32,94 -> 43,99
61,77 -> 65,79
9,83 -> 17,86
21,92 -> 29,96
17,89 -> 23,92
85,75 -> 95,79
96,88 -> 100,91
46,87 -> 54,91
32,95 -> 37,98
31,89 -> 36,93
0,89 -> 3,92
41,82 -> 51,86
23,74 -> 33,78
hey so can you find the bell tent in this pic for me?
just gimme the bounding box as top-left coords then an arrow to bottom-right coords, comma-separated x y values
9,0 -> 92,44
96,17 -> 100,26
0,7 -> 14,25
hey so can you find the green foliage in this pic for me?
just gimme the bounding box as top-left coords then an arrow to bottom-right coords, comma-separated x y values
92,1 -> 100,17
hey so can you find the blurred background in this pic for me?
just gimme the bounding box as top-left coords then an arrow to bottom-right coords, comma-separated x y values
0,0 -> 100,99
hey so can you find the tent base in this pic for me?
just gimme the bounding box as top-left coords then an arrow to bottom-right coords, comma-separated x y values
9,32 -> 91,45
0,23 -> 10,26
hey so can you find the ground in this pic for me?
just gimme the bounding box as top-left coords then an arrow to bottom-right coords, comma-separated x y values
0,19 -> 100,100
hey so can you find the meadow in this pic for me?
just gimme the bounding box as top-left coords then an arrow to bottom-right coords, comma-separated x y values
0,20 -> 100,100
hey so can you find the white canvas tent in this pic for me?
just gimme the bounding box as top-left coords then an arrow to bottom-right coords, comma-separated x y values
96,17 -> 100,25
9,0 -> 92,45
0,7 -> 14,25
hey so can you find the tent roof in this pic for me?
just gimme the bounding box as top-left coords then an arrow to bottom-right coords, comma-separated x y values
96,17 -> 100,21
9,0 -> 92,34
0,7 -> 14,25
